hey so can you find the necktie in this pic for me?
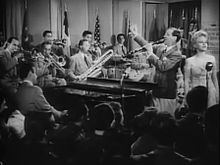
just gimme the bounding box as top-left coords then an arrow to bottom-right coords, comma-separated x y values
84,55 -> 90,67
121,45 -> 126,56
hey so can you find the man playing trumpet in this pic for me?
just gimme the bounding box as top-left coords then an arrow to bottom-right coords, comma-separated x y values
129,25 -> 183,115
36,41 -> 66,88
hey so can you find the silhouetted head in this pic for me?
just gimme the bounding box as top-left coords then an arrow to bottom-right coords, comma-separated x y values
186,86 -> 208,113
151,111 -> 177,146
90,103 -> 115,131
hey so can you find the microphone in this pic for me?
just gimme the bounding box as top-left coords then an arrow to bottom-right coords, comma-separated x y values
205,62 -> 213,72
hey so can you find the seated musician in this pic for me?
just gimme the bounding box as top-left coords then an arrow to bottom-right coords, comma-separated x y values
72,30 -> 101,61
36,41 -> 66,88
67,39 -> 92,81
35,30 -> 65,57
35,30 -> 70,69
15,61 -> 68,127
0,37 -> 21,109
113,33 -> 127,57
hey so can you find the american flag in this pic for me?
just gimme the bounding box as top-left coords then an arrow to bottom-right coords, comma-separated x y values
94,14 -> 100,43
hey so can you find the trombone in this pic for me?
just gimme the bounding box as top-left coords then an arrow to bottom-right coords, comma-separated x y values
46,53 -> 66,75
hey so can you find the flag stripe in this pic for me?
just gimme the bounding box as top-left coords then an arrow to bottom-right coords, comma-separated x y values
94,15 -> 100,43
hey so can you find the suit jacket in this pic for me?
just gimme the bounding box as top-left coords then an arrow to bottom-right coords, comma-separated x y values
134,35 -> 182,99
15,82 -> 56,116
35,42 -> 65,57
113,43 -> 127,56
0,50 -> 18,78
0,49 -> 18,89
67,51 -> 92,77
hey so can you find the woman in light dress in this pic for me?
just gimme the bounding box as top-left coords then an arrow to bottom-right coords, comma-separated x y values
184,30 -> 219,108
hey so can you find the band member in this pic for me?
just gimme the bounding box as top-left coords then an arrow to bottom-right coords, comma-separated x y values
35,30 -> 65,57
15,61 -> 68,122
0,37 -> 21,109
36,41 -> 66,88
113,33 -> 127,57
72,30 -> 101,60
130,25 -> 183,115
67,39 -> 92,81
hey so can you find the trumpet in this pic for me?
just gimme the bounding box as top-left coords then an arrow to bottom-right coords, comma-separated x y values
128,38 -> 165,54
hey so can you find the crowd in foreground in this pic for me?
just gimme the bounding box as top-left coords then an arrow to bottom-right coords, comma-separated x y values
0,73 -> 219,165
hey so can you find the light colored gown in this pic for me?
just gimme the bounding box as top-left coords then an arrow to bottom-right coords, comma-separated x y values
184,54 -> 219,108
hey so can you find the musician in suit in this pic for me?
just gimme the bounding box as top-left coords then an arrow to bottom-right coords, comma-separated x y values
35,30 -> 65,57
130,26 -> 183,115
0,37 -> 20,109
67,39 -> 92,81
36,41 -> 66,88
113,33 -> 127,57
72,30 -> 101,60
15,61 -> 67,121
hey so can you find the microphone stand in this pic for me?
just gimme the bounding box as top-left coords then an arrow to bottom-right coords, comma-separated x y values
205,62 -> 213,88
120,73 -> 127,114
205,62 -> 213,108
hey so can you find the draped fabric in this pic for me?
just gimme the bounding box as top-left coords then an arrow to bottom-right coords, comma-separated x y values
144,3 -> 168,41
6,0 -> 24,41
156,4 -> 168,39
122,10 -> 134,52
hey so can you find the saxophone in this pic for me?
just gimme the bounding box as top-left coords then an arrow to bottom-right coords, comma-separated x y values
79,49 -> 114,80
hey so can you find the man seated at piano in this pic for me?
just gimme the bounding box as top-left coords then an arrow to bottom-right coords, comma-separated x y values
67,39 -> 93,81
113,33 -> 127,57
15,61 -> 68,129
36,41 -> 66,88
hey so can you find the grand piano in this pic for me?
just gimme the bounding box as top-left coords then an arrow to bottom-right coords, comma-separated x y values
44,77 -> 157,124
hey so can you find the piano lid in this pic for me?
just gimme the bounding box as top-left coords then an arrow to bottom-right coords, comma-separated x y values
65,77 -> 157,95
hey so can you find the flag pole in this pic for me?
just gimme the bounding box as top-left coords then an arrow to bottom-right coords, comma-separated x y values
60,0 -> 63,39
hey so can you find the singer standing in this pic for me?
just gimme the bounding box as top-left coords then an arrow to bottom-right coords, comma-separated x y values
184,30 -> 219,108
129,26 -> 183,115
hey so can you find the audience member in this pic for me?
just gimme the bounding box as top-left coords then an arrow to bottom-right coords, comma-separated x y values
131,107 -> 158,155
175,86 -> 208,159
204,104 -> 219,165
148,111 -> 190,165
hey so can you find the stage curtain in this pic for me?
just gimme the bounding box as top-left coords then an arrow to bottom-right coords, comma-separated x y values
143,3 -> 168,41
6,0 -> 24,41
